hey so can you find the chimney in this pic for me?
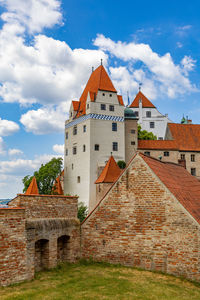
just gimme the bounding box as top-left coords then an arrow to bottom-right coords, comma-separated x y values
178,159 -> 186,169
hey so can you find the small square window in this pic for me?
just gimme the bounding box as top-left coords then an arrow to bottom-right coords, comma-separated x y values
131,141 -> 135,145
191,168 -> 196,176
146,111 -> 151,118
112,122 -> 117,131
66,132 -> 68,139
181,154 -> 185,160
77,176 -> 80,183
83,125 -> 86,132
191,154 -> 195,162
164,151 -> 169,157
150,122 -> 155,128
109,94 -> 112,97
73,146 -> 77,155
83,145 -> 86,152
102,93 -> 105,96
109,105 -> 114,111
144,151 -> 150,156
73,126 -> 77,135
131,129 -> 135,134
94,144 -> 99,151
101,104 -> 106,110
66,149 -> 68,156
112,142 -> 118,151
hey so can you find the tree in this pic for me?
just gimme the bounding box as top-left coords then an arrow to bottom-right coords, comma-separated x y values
22,157 -> 63,194
117,160 -> 126,169
78,202 -> 88,223
138,124 -> 157,140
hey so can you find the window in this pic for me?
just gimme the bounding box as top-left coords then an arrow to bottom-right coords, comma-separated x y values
109,105 -> 114,111
72,164 -> 73,170
77,176 -> 80,183
135,111 -> 138,117
158,137 -> 163,140
87,104 -> 89,109
73,146 -> 77,155
94,144 -> 99,151
191,168 -> 196,176
112,142 -> 118,151
150,122 -> 155,128
146,111 -> 151,117
73,125 -> 77,135
164,151 -> 169,157
70,112 -> 72,117
102,93 -> 105,96
112,122 -> 117,131
83,145 -> 86,152
181,154 -> 185,160
144,151 -> 150,156
131,141 -> 135,145
66,132 -> 68,139
191,154 -> 195,162
109,94 -> 112,97
83,125 -> 86,132
131,129 -> 135,134
101,104 -> 106,110
66,149 -> 68,156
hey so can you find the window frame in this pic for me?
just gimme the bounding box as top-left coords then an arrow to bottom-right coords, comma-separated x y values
112,142 -> 118,151
73,146 -> 77,155
112,122 -> 117,132
191,168 -> 196,176
73,125 -> 77,135
101,104 -> 106,110
150,122 -> 155,128
94,144 -> 99,151
109,105 -> 114,112
191,154 -> 195,162
146,111 -> 151,118
164,151 -> 169,157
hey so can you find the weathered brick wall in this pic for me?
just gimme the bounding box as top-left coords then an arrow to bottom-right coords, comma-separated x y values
81,155 -> 200,282
8,194 -> 78,219
0,208 -> 32,286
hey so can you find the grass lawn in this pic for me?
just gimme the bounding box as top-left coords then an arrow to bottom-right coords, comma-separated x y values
1,261 -> 200,300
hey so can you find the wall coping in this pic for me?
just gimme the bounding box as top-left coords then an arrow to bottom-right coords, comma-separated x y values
17,194 -> 78,198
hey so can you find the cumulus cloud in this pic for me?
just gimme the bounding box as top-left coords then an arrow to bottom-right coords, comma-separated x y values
0,137 -> 6,155
94,34 -> 196,99
0,117 -> 19,136
8,148 -> 23,156
0,0 -> 62,33
181,56 -> 196,74
53,144 -> 64,154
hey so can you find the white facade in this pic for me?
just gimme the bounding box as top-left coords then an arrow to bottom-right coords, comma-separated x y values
131,100 -> 172,139
64,90 -> 125,211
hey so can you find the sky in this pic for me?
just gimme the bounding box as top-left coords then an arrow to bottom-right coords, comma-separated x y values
0,0 -> 200,198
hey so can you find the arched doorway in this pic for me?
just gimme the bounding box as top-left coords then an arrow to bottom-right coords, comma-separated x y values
57,235 -> 70,264
35,239 -> 49,272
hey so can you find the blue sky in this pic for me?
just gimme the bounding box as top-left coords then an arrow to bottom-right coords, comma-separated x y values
0,0 -> 200,198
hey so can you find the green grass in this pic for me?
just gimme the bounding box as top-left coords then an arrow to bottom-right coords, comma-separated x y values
1,261 -> 200,300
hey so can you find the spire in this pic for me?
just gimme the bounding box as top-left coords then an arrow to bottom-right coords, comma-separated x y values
25,176 -> 39,195
139,82 -> 142,91
95,155 -> 121,184
52,176 -> 64,195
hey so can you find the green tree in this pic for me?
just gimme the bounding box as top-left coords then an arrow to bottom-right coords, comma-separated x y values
117,160 -> 126,169
78,202 -> 88,223
138,124 -> 157,140
22,157 -> 63,194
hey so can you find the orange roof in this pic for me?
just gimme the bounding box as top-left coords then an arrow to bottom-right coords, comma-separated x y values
72,101 -> 79,111
52,176 -> 64,195
138,123 -> 200,151
140,153 -> 200,225
25,176 -> 39,195
75,65 -> 124,118
130,91 -> 156,108
95,155 -> 121,184
117,95 -> 124,106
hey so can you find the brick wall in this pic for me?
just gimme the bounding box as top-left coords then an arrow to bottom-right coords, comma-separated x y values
8,194 -> 78,219
0,208 -> 31,286
81,155 -> 200,282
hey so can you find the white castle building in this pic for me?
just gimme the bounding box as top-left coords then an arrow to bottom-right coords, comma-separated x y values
64,65 -> 171,210
129,91 -> 172,139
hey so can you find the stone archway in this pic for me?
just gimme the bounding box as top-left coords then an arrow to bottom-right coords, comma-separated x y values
57,235 -> 70,264
35,239 -> 49,272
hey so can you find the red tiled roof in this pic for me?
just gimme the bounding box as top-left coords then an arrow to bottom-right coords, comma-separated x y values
72,101 -> 79,111
95,155 -> 121,184
140,153 -> 200,225
25,176 -> 39,195
138,123 -> 200,151
74,65 -> 124,118
130,91 -> 156,108
117,95 -> 124,106
52,176 -> 64,195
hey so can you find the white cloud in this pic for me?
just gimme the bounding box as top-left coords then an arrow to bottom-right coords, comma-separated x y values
0,137 -> 6,155
0,117 -> 19,136
53,144 -> 64,154
0,0 -> 62,34
181,56 -> 196,74
94,34 -> 196,99
8,148 -> 23,156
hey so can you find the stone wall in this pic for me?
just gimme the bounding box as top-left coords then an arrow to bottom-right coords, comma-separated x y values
8,194 -> 78,219
0,208 -> 31,286
81,155 -> 200,282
